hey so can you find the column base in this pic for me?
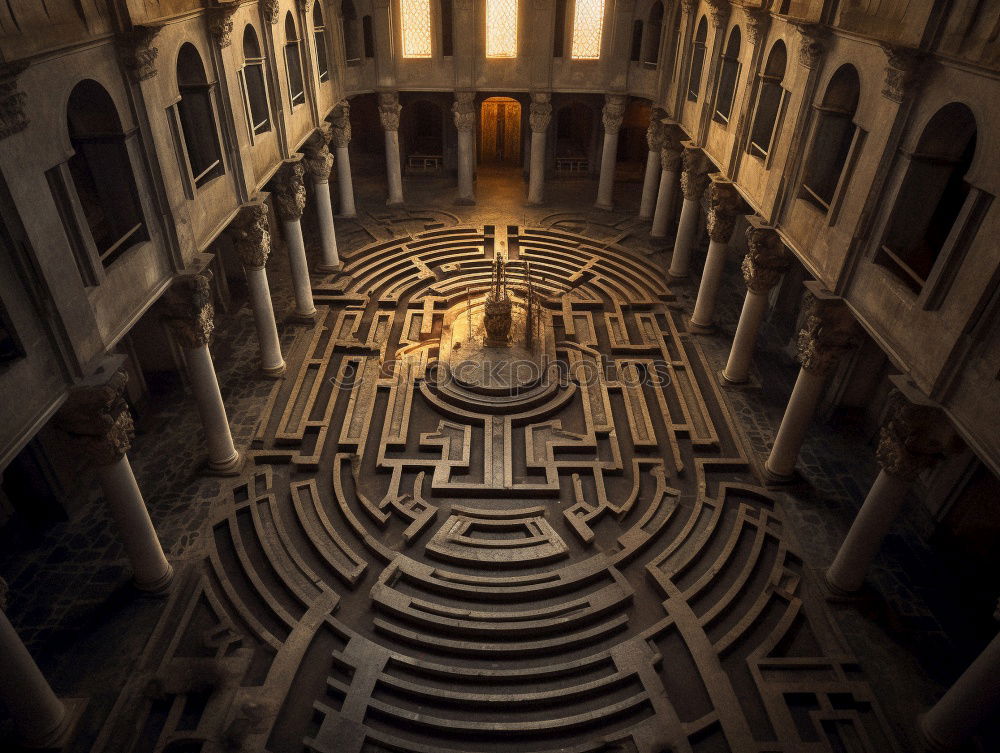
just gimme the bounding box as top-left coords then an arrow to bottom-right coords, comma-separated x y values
667,271 -> 690,283
206,451 -> 243,477
525,200 -> 545,208
454,197 -> 476,206
290,310 -> 317,325
687,319 -> 716,335
638,213 -> 653,222
262,361 -> 287,378
917,714 -> 954,753
820,568 -> 868,601
762,460 -> 801,486
719,369 -> 758,388
18,696 -> 87,751
134,564 -> 175,594
386,200 -> 405,209
316,262 -> 343,274
594,201 -> 614,211
336,213 -> 357,220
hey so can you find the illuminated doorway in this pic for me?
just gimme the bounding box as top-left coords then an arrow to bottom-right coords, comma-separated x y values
479,96 -> 522,165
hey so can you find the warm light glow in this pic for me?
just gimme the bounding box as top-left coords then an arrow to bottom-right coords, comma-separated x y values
401,0 -> 432,58
486,0 -> 518,58
571,0 -> 605,59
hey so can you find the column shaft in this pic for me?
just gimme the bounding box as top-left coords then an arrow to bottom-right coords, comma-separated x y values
689,239 -> 729,330
456,129 -> 475,204
651,168 -> 679,238
528,130 -> 547,206
639,149 -> 661,219
595,131 -> 620,210
283,218 -> 316,319
245,266 -> 285,376
723,289 -> 769,383
186,343 -> 240,474
312,178 -> 341,271
335,145 -> 356,217
669,198 -> 700,277
384,130 -> 404,206
764,367 -> 826,479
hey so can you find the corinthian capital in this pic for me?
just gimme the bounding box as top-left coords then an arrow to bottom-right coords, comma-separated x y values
646,107 -> 668,151
260,0 -> 280,24
162,269 -> 215,349
794,22 -> 828,70
875,380 -> 953,479
742,217 -> 789,294
529,92 -> 553,133
705,176 -> 742,243
271,156 -> 307,221
330,99 -> 352,147
303,124 -> 335,181
0,62 -> 29,139
679,144 -> 712,200
706,0 -> 730,29
207,3 -> 241,49
378,91 -> 401,132
117,24 -> 163,83
453,91 -> 476,132
796,286 -> 856,376
230,199 -> 271,269
880,43 -> 928,103
57,361 -> 135,467
602,94 -> 628,136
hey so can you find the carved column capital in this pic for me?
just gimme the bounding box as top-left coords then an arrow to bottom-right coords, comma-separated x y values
679,145 -> 712,200
875,386 -> 951,479
117,24 -> 163,82
0,62 -> 29,140
601,94 -> 628,136
330,99 -> 352,147
303,124 -> 335,181
162,270 -> 215,349
794,23 -> 828,69
880,44 -> 928,103
706,0 -> 730,29
260,0 -> 280,24
230,200 -> 271,269
298,0 -> 315,11
680,0 -> 697,14
706,177 -> 742,243
645,107 -> 668,151
796,289 -> 857,376
529,92 -> 553,133
453,91 -> 476,132
744,7 -> 770,47
56,364 -> 135,467
742,218 -> 790,294
207,3 -> 241,49
271,157 -> 307,221
660,126 -> 683,171
378,91 -> 401,132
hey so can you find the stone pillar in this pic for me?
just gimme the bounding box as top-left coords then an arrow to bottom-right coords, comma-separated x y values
722,218 -> 790,384
303,124 -> 341,272
56,363 -> 174,592
668,144 -> 712,278
920,628 -> 1000,752
453,91 -> 477,205
162,270 -> 242,475
595,93 -> 627,210
764,286 -> 856,481
527,92 -> 552,207
272,157 -> 317,321
379,91 -> 404,207
230,199 -> 285,377
330,100 -> 356,218
639,107 -> 667,219
689,177 -> 742,333
827,381 -> 951,594
651,130 -> 683,239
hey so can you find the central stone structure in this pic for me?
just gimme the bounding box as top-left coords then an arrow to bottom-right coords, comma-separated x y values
483,252 -> 513,346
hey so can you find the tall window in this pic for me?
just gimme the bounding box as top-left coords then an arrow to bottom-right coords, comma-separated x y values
66,80 -> 147,268
713,26 -> 741,124
314,4 -> 330,80
687,17 -> 707,101
284,13 -> 305,106
553,0 -> 567,57
630,20 -> 643,62
363,15 -> 375,57
441,0 -> 454,56
176,43 -> 224,187
342,0 -> 360,62
800,65 -> 861,212
241,26 -> 271,136
401,0 -> 432,58
643,1 -> 663,65
486,0 -> 518,58
747,41 -> 787,160
571,0 -> 605,59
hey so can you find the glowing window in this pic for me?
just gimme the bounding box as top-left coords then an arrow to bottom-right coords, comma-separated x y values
486,0 -> 518,58
401,0 -> 432,58
571,0 -> 605,59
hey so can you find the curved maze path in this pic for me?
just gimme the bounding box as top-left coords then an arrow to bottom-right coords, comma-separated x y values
96,224 -> 899,753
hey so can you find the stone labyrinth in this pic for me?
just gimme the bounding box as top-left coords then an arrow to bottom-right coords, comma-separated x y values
97,223 -> 899,753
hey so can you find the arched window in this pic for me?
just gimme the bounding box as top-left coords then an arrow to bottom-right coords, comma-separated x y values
713,26 -> 740,124
241,26 -> 271,136
630,20 -> 643,62
284,12 -> 305,106
342,0 -> 360,63
66,80 -> 148,268
747,41 -> 786,160
800,65 -> 861,212
571,0 -> 605,59
441,0 -> 454,56
643,1 -> 663,65
314,4 -> 330,80
878,104 -> 979,292
553,0 -> 567,57
686,17 -> 707,101
401,0 -> 432,58
486,0 -> 518,58
176,43 -> 224,187
363,15 -> 375,57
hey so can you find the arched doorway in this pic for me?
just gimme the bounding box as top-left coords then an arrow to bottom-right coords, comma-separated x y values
479,96 -> 521,166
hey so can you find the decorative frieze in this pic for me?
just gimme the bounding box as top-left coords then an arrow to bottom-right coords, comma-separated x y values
56,366 -> 134,467
330,100 -> 352,147
880,44 -> 927,103
303,124 -> 335,181
0,62 -> 29,140
679,145 -> 712,200
796,292 -> 856,376
230,201 -> 271,269
162,271 -> 215,350
117,24 -> 163,82
742,221 -> 790,294
875,388 -> 949,479
529,92 -> 553,134
271,158 -> 307,221
453,91 -> 476,133
601,94 -> 627,136
705,179 -> 742,243
378,91 -> 402,132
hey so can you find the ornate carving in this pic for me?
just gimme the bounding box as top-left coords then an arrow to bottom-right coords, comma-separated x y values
796,293 -> 856,376
56,367 -> 135,466
378,91 -> 401,132
330,100 -> 352,147
260,0 -> 280,24
118,24 -> 163,82
680,146 -> 712,200
744,7 -> 770,47
706,0 -> 730,29
601,94 -> 627,136
230,201 -> 271,269
795,23 -> 827,70
303,124 -> 335,181
646,107 -> 667,152
453,91 -> 476,133
162,271 -> 215,349
0,62 -> 29,140
207,4 -> 241,49
705,179 -> 742,243
529,92 -> 553,134
298,0 -> 315,11
660,126 -> 683,172
742,222 -> 790,294
680,0 -> 696,13
880,44 -> 927,103
271,158 -> 307,221
875,389 -> 948,479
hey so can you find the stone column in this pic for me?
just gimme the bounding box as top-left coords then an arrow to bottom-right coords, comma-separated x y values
163,271 -> 242,475
764,286 -> 856,481
272,157 -> 317,321
689,177 -> 742,333
303,124 -> 341,272
826,381 -> 951,594
722,218 -> 790,384
378,91 -> 404,207
56,363 -> 174,592
453,91 -> 477,205
920,628 -> 1000,752
651,132 -> 683,239
330,100 -> 356,217
595,94 -> 627,210
230,199 -> 285,377
668,144 -> 712,278
527,92 -> 552,207
639,107 -> 667,219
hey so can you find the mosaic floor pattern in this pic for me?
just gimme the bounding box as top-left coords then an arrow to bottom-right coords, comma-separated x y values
93,223 -> 899,753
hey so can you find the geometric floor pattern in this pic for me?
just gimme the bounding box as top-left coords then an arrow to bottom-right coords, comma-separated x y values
93,224 -> 899,753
